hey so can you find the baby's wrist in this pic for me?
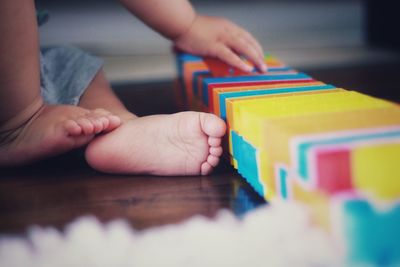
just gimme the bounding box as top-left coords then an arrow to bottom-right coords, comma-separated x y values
170,13 -> 198,42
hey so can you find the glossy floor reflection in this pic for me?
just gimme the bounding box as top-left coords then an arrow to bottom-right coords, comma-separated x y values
0,150 -> 266,234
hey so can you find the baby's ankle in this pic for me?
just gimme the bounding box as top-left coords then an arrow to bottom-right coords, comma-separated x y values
0,95 -> 44,132
0,96 -> 45,145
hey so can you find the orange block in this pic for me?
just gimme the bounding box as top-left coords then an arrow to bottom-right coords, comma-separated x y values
182,61 -> 208,104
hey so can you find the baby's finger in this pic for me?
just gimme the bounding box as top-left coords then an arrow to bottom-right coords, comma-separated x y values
241,31 -> 266,67
234,26 -> 265,62
216,45 -> 253,73
229,36 -> 265,72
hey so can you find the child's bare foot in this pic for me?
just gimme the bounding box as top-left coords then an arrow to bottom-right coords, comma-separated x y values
85,111 -> 226,176
0,103 -> 121,167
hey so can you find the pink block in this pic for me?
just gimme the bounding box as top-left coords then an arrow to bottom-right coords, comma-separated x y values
316,149 -> 353,193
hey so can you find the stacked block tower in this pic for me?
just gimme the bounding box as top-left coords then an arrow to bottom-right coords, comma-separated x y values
176,53 -> 400,265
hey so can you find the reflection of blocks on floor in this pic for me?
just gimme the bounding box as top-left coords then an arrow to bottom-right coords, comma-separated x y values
175,52 -> 400,266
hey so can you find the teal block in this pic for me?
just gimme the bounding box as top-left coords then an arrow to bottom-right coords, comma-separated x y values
231,130 -> 264,196
342,198 -> 400,265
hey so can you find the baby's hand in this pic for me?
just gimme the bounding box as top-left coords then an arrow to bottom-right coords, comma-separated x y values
174,15 -> 267,73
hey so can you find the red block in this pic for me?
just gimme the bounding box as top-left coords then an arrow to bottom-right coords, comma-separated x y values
316,149 -> 353,193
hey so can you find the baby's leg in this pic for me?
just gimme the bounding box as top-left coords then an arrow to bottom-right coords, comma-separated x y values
78,69 -> 136,122
79,71 -> 226,176
0,0 -> 120,167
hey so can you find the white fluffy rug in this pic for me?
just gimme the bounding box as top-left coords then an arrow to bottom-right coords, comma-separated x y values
0,201 -> 343,267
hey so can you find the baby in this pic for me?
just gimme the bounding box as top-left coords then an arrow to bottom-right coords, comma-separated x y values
0,0 -> 266,175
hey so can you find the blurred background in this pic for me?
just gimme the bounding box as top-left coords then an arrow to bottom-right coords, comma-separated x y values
36,0 -> 400,86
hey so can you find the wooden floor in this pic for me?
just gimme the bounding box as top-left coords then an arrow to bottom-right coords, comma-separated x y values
0,80 -> 265,234
0,60 -> 399,234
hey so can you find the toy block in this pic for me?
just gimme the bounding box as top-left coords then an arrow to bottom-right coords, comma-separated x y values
201,73 -> 311,108
353,142 -> 400,200
203,57 -> 254,77
331,194 -> 400,265
219,84 -> 337,120
211,80 -> 322,114
226,88 -> 343,131
314,148 -> 353,193
231,130 -> 264,196
204,53 -> 287,77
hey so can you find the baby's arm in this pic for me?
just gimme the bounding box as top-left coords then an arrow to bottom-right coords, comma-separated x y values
119,0 -> 267,72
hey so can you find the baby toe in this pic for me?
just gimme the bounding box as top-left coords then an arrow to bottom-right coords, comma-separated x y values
87,116 -> 104,134
200,113 -> 226,138
64,119 -> 81,136
107,115 -> 121,130
200,162 -> 213,176
99,116 -> 110,130
77,118 -> 94,135
208,137 -> 221,147
209,146 -> 223,157
207,154 -> 220,167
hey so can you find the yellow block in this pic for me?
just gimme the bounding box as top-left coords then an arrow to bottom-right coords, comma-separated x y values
226,88 -> 342,131
353,142 -> 400,200
237,91 -> 395,148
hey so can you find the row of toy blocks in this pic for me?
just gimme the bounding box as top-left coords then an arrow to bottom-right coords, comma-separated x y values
176,52 -> 400,264
176,53 -> 400,201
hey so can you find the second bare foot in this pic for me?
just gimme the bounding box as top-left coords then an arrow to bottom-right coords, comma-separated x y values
0,104 -> 121,167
